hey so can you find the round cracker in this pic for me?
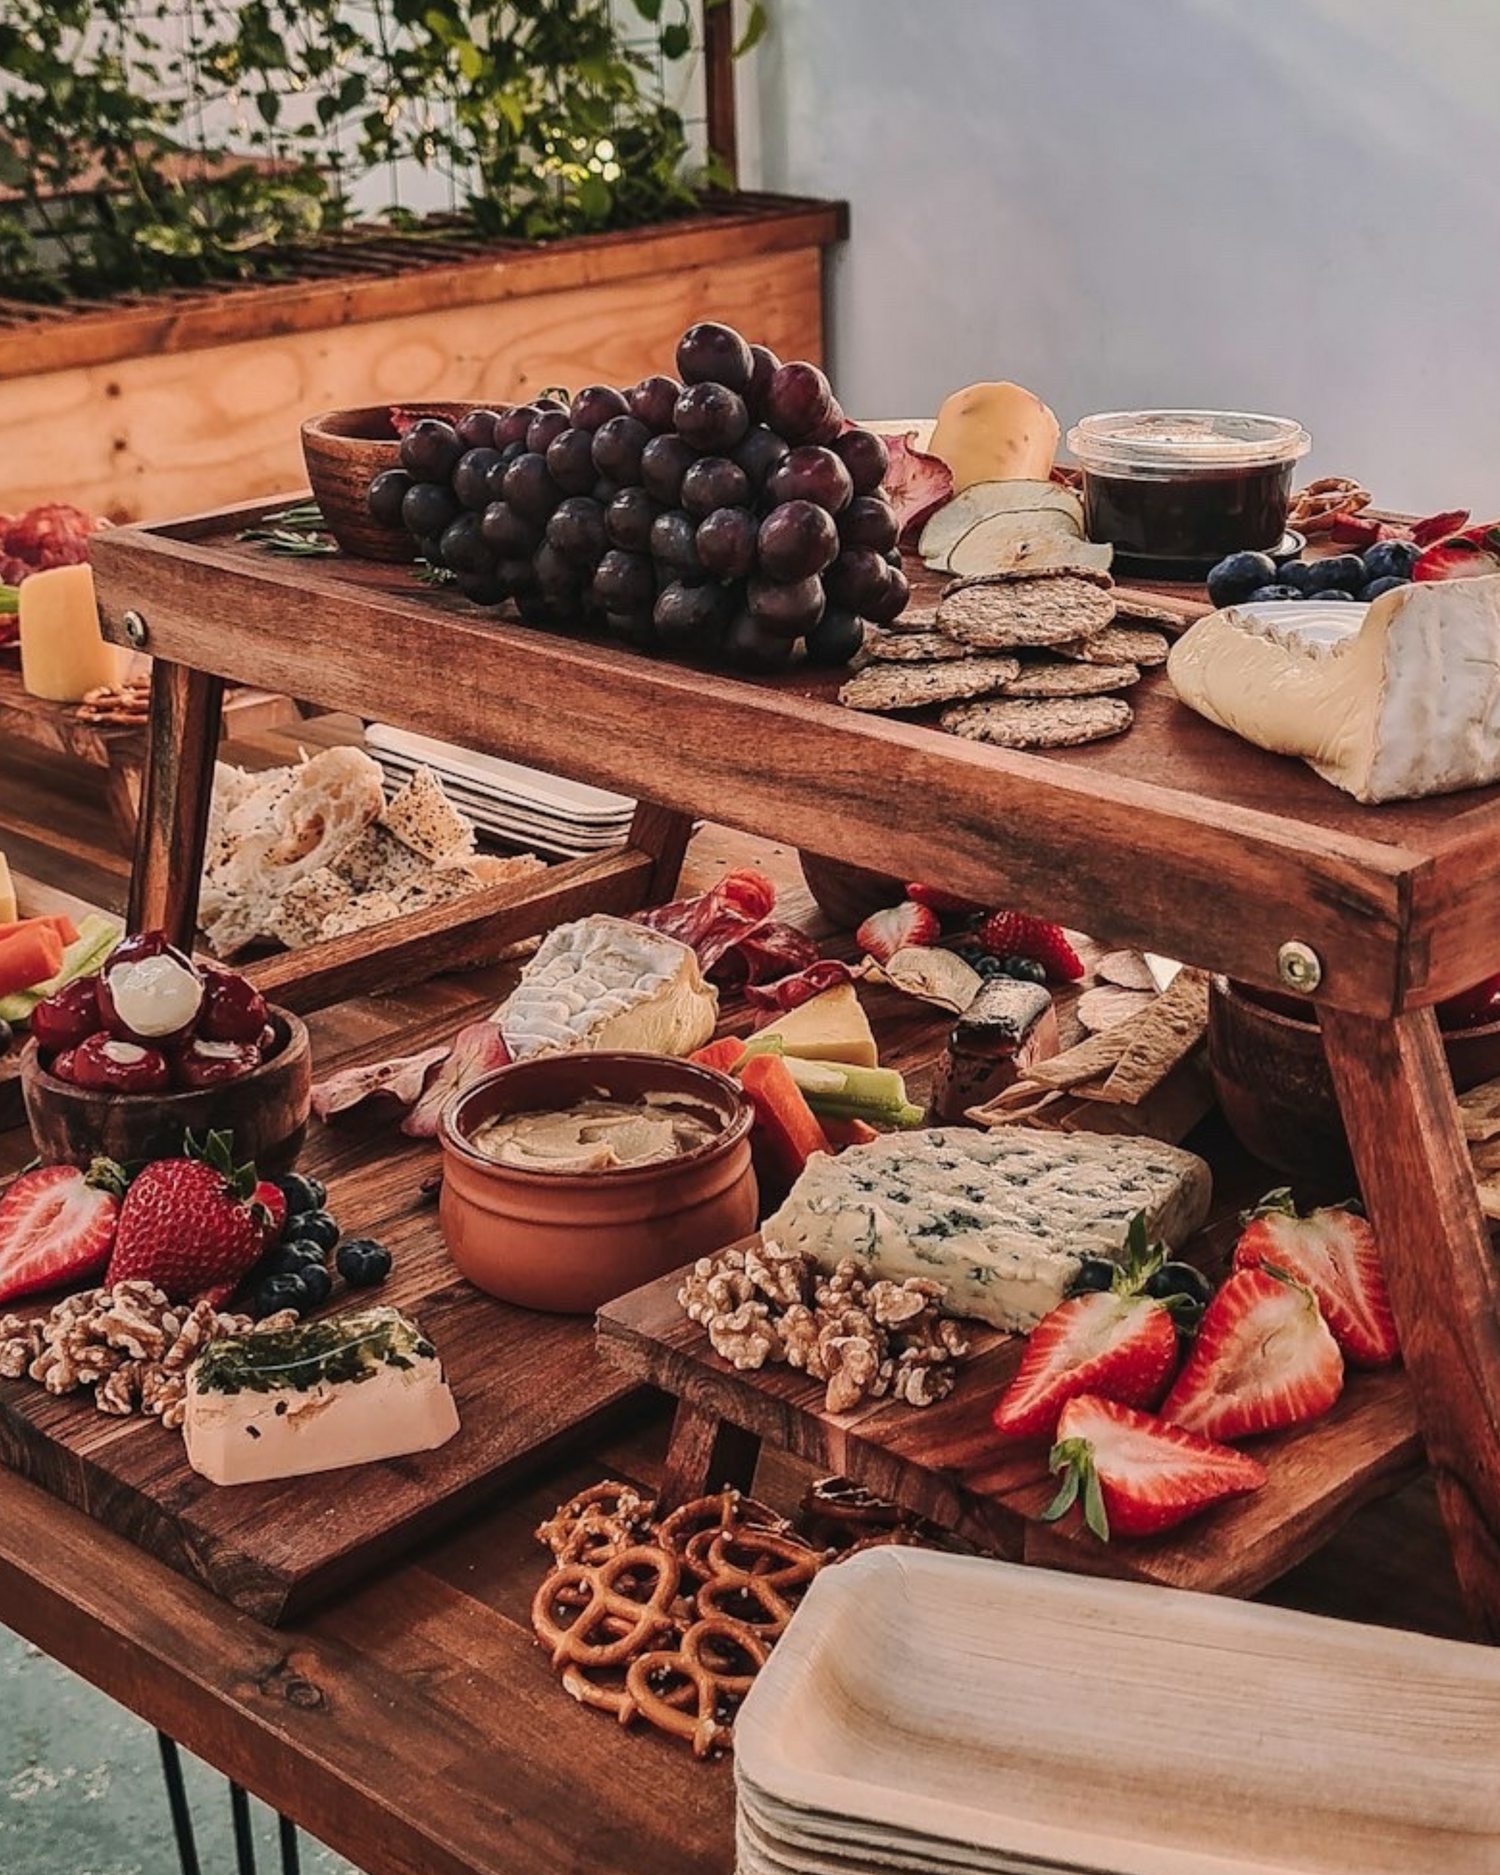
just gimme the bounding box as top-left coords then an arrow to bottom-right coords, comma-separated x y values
881,600 -> 940,632
864,628 -> 973,663
939,695 -> 1133,748
945,564 -> 1116,590
838,654 -> 1022,714
936,576 -> 1116,649
1053,624 -> 1170,667
1001,660 -> 1140,698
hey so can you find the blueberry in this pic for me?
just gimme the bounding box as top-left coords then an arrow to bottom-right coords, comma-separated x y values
1304,553 -> 1367,595
999,955 -> 1048,985
1067,1257 -> 1118,1297
269,1239 -> 327,1276
297,1263 -> 333,1307
1206,551 -> 1278,609
1310,587 -> 1360,601
254,1272 -> 308,1319
1362,539 -> 1420,583
336,1238 -> 393,1287
293,1210 -> 341,1252
274,1172 -> 327,1218
1276,559 -> 1316,594
1142,1262 -> 1215,1309
1245,585 -> 1304,603
1359,576 -> 1407,601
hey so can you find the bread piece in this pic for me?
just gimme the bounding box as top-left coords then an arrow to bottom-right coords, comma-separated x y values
267,868 -> 356,950
333,822 -> 430,894
380,767 -> 474,861
451,853 -> 547,888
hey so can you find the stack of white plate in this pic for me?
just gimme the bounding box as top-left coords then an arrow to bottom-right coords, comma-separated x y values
365,724 -> 634,860
735,1547 -> 1500,1875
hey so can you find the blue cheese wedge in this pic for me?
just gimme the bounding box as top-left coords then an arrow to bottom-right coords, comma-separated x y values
184,1307 -> 460,1485
762,1128 -> 1211,1332
496,913 -> 717,1060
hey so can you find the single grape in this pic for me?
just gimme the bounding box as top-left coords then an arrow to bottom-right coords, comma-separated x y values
605,487 -> 662,554
654,578 -> 728,646
366,467 -> 412,528
748,572 -> 827,636
757,501 -> 840,582
398,417 -> 463,481
591,548 -> 656,613
650,508 -> 703,576
456,570 -> 504,605
455,408 -> 503,449
526,408 -> 571,454
676,322 -> 754,393
641,434 -> 698,506
481,501 -> 542,557
483,453 -> 514,503
501,452 -> 562,523
438,512 -> 493,577
695,506 -> 758,580
724,608 -> 796,672
823,545 -> 892,613
680,456 -> 751,520
628,374 -> 683,434
566,385 -> 629,433
533,540 -> 584,600
802,607 -> 865,667
591,414 -> 651,486
746,343 -> 781,419
495,404 -> 540,449
546,495 -> 609,568
607,610 -> 659,650
674,382 -> 750,453
453,447 -> 504,512
863,563 -> 911,625
401,480 -> 460,540
493,556 -> 536,597
766,445 -> 854,513
732,423 -> 791,492
764,361 -> 834,443
808,396 -> 847,446
545,426 -> 600,496
495,439 -> 527,470
838,494 -> 899,554
829,428 -> 890,495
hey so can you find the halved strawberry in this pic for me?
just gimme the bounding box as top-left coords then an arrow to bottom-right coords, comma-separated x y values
905,883 -> 987,918
1044,1395 -> 1267,1540
1161,1266 -> 1343,1442
0,1160 -> 125,1306
1413,522 -> 1500,582
253,1179 -> 288,1249
855,900 -> 940,966
973,911 -> 1083,982
992,1290 -> 1177,1440
1232,1190 -> 1397,1368
1409,508 -> 1472,548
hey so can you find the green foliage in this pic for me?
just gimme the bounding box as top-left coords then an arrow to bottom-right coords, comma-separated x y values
0,0 -> 763,300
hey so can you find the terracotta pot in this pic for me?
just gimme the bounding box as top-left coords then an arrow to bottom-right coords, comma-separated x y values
439,1052 -> 758,1314
300,402 -> 488,563
22,1008 -> 311,1173
1207,977 -> 1500,1183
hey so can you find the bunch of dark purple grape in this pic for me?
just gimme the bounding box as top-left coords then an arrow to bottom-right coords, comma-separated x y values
365,322 -> 908,672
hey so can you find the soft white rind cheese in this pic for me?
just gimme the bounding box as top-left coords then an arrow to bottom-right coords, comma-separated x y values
762,1128 -> 1212,1333
1167,579 -> 1500,803
497,914 -> 717,1060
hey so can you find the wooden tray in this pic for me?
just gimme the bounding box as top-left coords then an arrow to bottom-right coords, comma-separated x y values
597,1203 -> 1424,1598
0,1013 -> 641,1624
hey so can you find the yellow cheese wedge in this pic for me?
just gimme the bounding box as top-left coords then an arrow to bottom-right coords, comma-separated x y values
0,851 -> 15,925
19,564 -> 122,703
928,382 -> 1060,492
752,983 -> 877,1068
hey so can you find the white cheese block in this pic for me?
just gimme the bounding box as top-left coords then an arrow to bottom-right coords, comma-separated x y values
496,913 -> 717,1061
762,1128 -> 1212,1333
1167,578 -> 1500,803
184,1307 -> 460,1486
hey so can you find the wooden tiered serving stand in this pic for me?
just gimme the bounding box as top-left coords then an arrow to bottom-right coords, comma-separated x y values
86,498 -> 1500,1640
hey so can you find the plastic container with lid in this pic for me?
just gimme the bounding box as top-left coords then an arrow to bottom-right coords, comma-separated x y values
1066,409 -> 1311,572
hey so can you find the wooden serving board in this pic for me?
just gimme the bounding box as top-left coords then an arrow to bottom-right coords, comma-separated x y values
0,1008 -> 643,1624
597,1205 -> 1425,1600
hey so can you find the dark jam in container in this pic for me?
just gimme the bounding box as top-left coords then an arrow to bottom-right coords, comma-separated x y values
1067,410 -> 1311,569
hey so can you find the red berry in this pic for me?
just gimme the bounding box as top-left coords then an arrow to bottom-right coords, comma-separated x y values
69,1033 -> 172,1094
974,911 -> 1084,982
855,900 -> 941,965
198,967 -> 269,1044
30,975 -> 104,1052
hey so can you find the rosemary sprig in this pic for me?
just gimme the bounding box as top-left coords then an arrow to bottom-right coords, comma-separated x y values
239,502 -> 338,556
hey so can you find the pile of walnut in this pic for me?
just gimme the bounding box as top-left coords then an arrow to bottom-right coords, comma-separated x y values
678,1241 -> 969,1413
0,1283 -> 298,1430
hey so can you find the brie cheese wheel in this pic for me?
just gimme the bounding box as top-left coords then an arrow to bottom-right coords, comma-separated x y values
1167,578 -> 1500,803
497,913 -> 717,1061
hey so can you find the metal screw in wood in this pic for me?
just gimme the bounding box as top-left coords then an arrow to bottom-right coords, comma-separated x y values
1277,940 -> 1323,993
123,609 -> 149,647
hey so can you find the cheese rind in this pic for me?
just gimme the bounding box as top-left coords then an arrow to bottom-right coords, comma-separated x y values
748,984 -> 877,1068
762,1128 -> 1211,1332
184,1307 -> 459,1486
1167,579 -> 1500,803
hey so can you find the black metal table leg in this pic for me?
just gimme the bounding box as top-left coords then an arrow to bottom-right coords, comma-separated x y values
229,1781 -> 257,1875
279,1810 -> 302,1875
156,1733 -> 203,1875
158,1730 -> 306,1875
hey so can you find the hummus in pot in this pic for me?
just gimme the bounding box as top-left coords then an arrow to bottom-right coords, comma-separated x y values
471,1096 -> 720,1174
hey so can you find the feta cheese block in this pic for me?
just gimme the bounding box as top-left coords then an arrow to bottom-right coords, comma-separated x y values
1167,578 -> 1500,803
184,1307 -> 460,1486
496,913 -> 717,1061
762,1128 -> 1212,1333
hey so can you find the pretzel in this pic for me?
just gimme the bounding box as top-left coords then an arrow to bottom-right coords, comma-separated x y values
695,1532 -> 821,1640
1287,476 -> 1371,536
625,1616 -> 769,1757
801,1475 -> 903,1536
657,1489 -> 790,1580
535,1480 -> 656,1566
531,1544 -> 683,1671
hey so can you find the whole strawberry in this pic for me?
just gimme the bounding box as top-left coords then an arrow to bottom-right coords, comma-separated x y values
974,911 -> 1083,982
106,1131 -> 270,1306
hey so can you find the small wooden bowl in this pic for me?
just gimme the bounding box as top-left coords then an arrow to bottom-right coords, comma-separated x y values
1207,977 -> 1500,1184
300,402 -> 487,563
798,852 -> 906,931
21,1008 -> 312,1173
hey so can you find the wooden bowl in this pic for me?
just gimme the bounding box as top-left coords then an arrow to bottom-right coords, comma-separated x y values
21,1008 -> 312,1173
300,403 -> 488,563
797,852 -> 906,931
439,1052 -> 757,1314
1207,977 -> 1500,1184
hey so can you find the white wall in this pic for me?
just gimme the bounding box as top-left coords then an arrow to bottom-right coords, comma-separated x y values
747,0 -> 1500,515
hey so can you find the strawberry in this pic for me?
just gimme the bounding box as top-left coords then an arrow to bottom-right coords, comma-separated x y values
0,1160 -> 125,1306
855,900 -> 940,965
253,1179 -> 288,1248
1161,1266 -> 1344,1442
1044,1395 -> 1267,1541
1413,522 -> 1500,582
106,1131 -> 270,1305
1409,508 -> 1472,548
973,911 -> 1083,982
1232,1189 -> 1398,1368
905,883 -> 986,918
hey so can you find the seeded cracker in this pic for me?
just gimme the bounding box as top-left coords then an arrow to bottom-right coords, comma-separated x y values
838,656 -> 1022,713
937,575 -> 1115,649
863,628 -> 973,663
940,696 -> 1133,748
1001,660 -> 1141,698
1053,624 -> 1170,667
882,600 -> 940,632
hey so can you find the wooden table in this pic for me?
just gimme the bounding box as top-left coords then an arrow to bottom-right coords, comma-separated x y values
0,829 -> 1479,1875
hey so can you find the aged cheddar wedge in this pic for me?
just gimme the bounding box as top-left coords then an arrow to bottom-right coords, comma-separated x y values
19,564 -> 122,702
496,913 -> 717,1060
0,852 -> 15,926
184,1307 -> 460,1486
1167,578 -> 1500,803
748,984 -> 877,1069
762,1128 -> 1211,1332
928,383 -> 1060,493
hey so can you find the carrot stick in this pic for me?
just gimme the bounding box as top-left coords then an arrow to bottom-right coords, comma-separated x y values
739,1052 -> 832,1182
0,915 -> 79,948
690,1036 -> 747,1076
0,924 -> 65,998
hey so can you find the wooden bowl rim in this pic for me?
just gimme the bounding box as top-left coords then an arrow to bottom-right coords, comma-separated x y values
21,1005 -> 310,1104
1212,974 -> 1500,1044
301,402 -> 491,447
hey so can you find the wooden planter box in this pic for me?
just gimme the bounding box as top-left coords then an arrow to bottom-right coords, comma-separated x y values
0,194 -> 845,523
